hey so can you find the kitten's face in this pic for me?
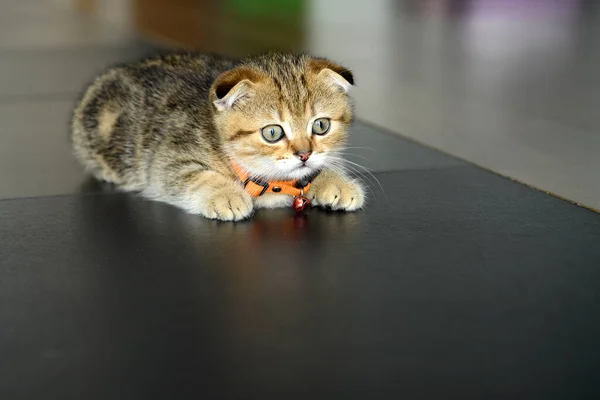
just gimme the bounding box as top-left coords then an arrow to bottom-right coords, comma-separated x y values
211,55 -> 354,181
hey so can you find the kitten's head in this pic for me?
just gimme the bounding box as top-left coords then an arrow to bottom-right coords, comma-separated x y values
210,53 -> 354,181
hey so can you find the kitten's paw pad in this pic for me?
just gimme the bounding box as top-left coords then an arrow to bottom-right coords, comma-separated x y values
202,189 -> 253,221
310,179 -> 364,211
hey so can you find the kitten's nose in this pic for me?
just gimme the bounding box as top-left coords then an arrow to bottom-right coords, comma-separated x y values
295,150 -> 312,162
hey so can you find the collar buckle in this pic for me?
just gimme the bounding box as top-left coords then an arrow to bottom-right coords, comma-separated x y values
243,176 -> 269,196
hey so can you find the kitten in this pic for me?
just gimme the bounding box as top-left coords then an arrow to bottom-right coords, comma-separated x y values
71,52 -> 365,220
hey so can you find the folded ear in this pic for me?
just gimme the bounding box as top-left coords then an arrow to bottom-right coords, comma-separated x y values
308,58 -> 354,93
210,67 -> 263,112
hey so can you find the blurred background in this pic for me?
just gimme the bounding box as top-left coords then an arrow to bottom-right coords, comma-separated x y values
2,0 -> 599,209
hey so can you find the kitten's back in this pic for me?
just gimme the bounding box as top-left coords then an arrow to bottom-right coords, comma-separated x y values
71,52 -> 235,188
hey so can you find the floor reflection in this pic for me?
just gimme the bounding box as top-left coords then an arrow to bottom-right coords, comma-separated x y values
76,188 -> 364,274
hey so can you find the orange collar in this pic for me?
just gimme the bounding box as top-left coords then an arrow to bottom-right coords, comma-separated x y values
231,162 -> 312,198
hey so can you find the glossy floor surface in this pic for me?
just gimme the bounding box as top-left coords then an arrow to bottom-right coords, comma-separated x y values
2,171 -> 600,399
1,1 -> 600,399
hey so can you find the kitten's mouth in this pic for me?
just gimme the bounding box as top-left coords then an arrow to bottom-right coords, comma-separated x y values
289,164 -> 316,179
296,164 -> 314,172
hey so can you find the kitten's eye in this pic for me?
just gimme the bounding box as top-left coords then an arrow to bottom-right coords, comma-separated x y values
260,125 -> 285,143
312,118 -> 331,135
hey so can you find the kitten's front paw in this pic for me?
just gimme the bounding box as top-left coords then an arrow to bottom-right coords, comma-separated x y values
309,174 -> 365,211
201,188 -> 253,221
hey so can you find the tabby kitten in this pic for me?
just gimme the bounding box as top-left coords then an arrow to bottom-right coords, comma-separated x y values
71,52 -> 364,220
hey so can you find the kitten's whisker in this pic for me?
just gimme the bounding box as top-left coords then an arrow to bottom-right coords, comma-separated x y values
326,160 -> 376,200
326,162 -> 368,191
332,152 -> 373,163
327,156 -> 387,201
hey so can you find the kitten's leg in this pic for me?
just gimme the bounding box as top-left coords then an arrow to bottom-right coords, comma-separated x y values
307,169 -> 365,211
147,168 -> 253,221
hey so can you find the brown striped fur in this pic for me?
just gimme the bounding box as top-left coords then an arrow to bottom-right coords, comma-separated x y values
71,52 -> 364,220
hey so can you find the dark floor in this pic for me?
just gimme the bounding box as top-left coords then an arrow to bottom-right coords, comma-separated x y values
1,1 -> 600,399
